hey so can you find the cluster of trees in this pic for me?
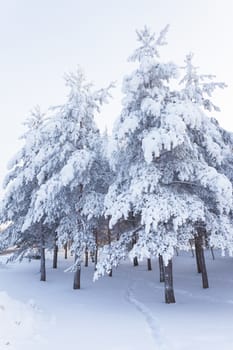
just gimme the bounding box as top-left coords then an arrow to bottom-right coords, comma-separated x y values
1,26 -> 233,303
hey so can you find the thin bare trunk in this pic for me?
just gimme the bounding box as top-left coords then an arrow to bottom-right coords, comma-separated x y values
94,248 -> 98,269
53,235 -> 58,269
147,258 -> 152,271
64,243 -> 68,259
90,251 -> 95,263
133,256 -> 139,266
94,229 -> 98,271
40,224 -> 46,282
164,259 -> 175,304
84,247 -> 88,267
195,232 -> 209,289
107,224 -> 112,277
195,239 -> 202,273
131,216 -> 139,267
159,254 -> 165,282
40,247 -> 46,281
73,256 -> 81,290
210,247 -> 215,260
132,237 -> 139,266
189,239 -> 195,257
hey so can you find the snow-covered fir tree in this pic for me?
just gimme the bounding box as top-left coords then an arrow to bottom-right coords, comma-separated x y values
0,107 -> 48,275
35,70 -> 113,287
0,69 -> 113,286
95,26 -> 233,303
178,53 -> 233,256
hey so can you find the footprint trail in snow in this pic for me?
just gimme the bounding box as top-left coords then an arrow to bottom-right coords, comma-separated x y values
125,282 -> 171,350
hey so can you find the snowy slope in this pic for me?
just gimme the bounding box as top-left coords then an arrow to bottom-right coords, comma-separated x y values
1,250 -> 233,350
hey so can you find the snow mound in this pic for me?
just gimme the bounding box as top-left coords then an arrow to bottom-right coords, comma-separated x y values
0,291 -> 45,349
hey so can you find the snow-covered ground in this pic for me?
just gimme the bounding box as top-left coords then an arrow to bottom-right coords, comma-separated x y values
1,249 -> 233,350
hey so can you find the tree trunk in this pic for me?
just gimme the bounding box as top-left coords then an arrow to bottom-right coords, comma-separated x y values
130,214 -> 139,267
147,258 -> 152,271
84,247 -> 88,267
90,250 -> 95,263
132,237 -> 139,266
133,256 -> 139,266
195,239 -> 202,273
200,248 -> 209,289
73,256 -> 81,290
94,249 -> 98,270
159,254 -> 165,282
116,226 -> 120,241
40,246 -> 46,281
94,229 -> 98,271
53,236 -> 58,269
189,239 -> 195,257
107,223 -> 113,277
64,242 -> 68,259
164,259 -> 175,304
210,247 -> 215,260
195,232 -> 209,289
40,226 -> 46,282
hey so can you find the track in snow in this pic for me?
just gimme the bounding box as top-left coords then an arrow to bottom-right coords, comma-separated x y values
125,281 -> 171,350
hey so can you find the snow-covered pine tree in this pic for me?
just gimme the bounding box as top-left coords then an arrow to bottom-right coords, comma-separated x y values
95,26 -> 233,304
178,53 -> 233,287
0,70 -> 113,286
218,127 -> 233,193
0,107 -> 49,280
20,68 -> 113,288
0,141 -> 50,280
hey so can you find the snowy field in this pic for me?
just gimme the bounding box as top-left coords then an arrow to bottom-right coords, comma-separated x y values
1,250 -> 233,350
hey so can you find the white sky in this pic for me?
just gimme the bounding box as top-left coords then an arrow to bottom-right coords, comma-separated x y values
0,0 -> 233,188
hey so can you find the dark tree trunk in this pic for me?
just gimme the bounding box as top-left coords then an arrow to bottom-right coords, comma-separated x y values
200,249 -> 209,289
90,251 -> 95,263
94,229 -> 98,271
164,259 -> 175,304
94,249 -> 98,270
40,227 -> 46,282
115,222 -> 120,241
84,247 -> 88,267
40,247 -> 46,281
159,254 -> 165,282
64,242 -> 68,259
131,214 -> 139,267
133,256 -> 139,266
132,237 -> 139,266
210,247 -> 215,260
195,232 -> 209,289
53,236 -> 58,269
147,258 -> 152,271
195,239 -> 202,273
107,224 -> 112,277
73,256 -> 81,290
40,246 -> 46,281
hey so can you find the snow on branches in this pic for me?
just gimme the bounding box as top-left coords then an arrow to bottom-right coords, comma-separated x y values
95,25 -> 233,279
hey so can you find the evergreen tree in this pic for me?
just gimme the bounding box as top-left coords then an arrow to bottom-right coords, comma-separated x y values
0,107 -> 49,275
21,68 -> 113,287
178,53 -> 233,264
95,26 -> 233,304
0,69 -> 113,286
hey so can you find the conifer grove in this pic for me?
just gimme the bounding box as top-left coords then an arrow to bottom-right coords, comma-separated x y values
1,26 -> 233,304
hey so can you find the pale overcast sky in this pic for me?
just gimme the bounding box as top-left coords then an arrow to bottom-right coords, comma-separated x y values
0,0 -> 233,188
